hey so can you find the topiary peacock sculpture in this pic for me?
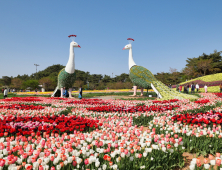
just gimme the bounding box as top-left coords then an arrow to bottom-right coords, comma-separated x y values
123,38 -> 198,100
52,35 -> 81,98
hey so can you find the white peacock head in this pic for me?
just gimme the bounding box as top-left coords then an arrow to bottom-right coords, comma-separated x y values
68,35 -> 81,48
122,38 -> 134,50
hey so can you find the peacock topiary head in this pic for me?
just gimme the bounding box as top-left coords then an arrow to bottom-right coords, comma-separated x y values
70,41 -> 81,48
122,43 -> 132,50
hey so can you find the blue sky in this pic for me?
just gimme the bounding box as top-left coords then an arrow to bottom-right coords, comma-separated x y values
0,0 -> 222,78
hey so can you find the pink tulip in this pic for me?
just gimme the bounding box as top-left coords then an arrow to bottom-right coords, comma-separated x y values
84,159 -> 89,165
216,159 -> 221,166
51,167 -> 55,170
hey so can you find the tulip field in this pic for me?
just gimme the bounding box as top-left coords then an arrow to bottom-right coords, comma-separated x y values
0,94 -> 222,170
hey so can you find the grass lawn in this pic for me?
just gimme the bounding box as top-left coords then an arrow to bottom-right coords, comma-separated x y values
72,92 -> 157,98
0,92 -> 157,100
0,93 -> 51,99
119,97 -> 156,100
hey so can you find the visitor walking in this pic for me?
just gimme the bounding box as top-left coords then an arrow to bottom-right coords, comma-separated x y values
183,85 -> 187,93
78,86 -> 82,99
63,87 -> 68,97
196,83 -> 199,93
179,85 -> 182,92
176,84 -> 179,91
2,88 -> 4,93
204,84 -> 208,93
220,84 -> 222,93
191,83 -> 195,94
187,84 -> 190,93
3,88 -> 8,99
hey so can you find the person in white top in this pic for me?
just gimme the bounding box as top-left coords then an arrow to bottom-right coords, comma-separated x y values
3,88 -> 8,99
196,83 -> 199,92
204,84 -> 207,93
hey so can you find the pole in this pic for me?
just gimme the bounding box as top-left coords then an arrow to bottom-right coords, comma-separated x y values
34,64 -> 39,79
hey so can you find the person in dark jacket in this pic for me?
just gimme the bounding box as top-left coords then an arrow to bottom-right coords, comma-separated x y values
183,85 -> 187,93
191,83 -> 195,94
187,84 -> 190,93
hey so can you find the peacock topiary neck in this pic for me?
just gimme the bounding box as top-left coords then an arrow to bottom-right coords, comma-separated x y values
65,43 -> 75,74
129,47 -> 136,70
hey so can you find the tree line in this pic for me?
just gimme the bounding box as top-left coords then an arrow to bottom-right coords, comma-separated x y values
0,50 -> 221,91
0,64 -> 133,91
155,50 -> 222,85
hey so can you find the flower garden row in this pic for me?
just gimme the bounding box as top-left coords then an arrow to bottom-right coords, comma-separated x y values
0,93 -> 222,169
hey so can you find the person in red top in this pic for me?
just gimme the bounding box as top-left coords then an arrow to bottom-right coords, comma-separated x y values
179,85 -> 182,92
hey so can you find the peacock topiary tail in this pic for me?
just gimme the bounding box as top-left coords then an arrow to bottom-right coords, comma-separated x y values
129,65 -> 198,100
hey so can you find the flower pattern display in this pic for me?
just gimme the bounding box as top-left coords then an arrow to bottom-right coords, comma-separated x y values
0,94 -> 222,169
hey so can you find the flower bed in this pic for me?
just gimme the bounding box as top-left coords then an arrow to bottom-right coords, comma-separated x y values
0,115 -> 100,136
172,111 -> 222,125
86,104 -> 179,112
214,93 -> 222,98
0,94 -> 222,169
0,104 -> 45,110
2,97 -> 43,102
66,99 -> 109,105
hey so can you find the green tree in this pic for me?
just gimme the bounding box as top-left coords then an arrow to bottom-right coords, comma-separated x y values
16,74 -> 30,81
169,68 -> 180,84
2,76 -> 11,86
114,73 -> 131,82
11,78 -> 23,89
102,75 -> 112,84
22,80 -> 39,90
96,82 -> 106,90
88,74 -> 103,85
39,77 -> 55,91
155,72 -> 173,85
185,50 -> 222,76
197,58 -> 213,76
74,80 -> 84,88
34,64 -> 65,80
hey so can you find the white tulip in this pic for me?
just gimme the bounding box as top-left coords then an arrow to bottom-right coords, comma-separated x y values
189,164 -> 195,170
56,164 -> 61,170
143,152 -> 147,157
204,164 -> 210,169
130,156 -> 134,161
95,161 -> 100,167
102,164 -> 107,170
162,147 -> 166,152
140,165 -> 145,169
121,153 -> 125,158
210,160 -> 216,165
